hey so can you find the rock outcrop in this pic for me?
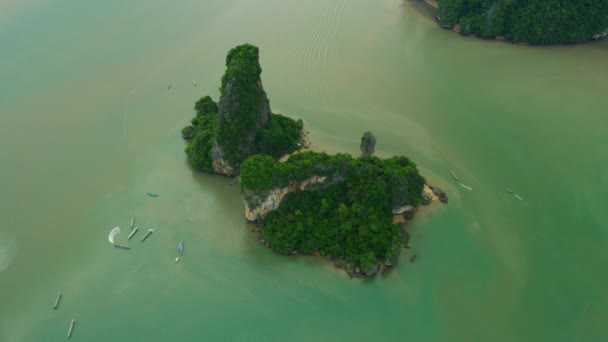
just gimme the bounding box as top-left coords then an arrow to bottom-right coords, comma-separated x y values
213,44 -> 271,174
211,140 -> 237,176
360,131 -> 376,156
362,263 -> 380,276
429,185 -> 448,203
243,176 -> 327,221
183,45 -> 303,176
239,148 -> 445,277
392,205 -> 417,215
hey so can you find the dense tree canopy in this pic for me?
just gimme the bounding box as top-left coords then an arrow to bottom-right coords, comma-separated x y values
241,150 -> 426,271
437,0 -> 608,44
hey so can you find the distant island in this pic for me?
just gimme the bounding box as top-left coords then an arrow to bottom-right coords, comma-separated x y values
427,0 -> 608,44
182,44 -> 446,277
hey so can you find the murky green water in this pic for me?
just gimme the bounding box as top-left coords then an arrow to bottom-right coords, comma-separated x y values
1,0 -> 607,340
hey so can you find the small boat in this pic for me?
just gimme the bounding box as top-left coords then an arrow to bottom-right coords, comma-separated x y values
53,292 -> 62,310
459,183 -> 473,191
175,257 -> 181,263
113,243 -> 131,250
127,227 -> 139,240
167,83 -> 173,89
192,79 -> 197,87
108,227 -> 121,245
67,319 -> 76,339
147,192 -> 158,197
450,170 -> 460,181
129,216 -> 135,230
177,241 -> 184,255
141,228 -> 154,242
506,188 -> 514,194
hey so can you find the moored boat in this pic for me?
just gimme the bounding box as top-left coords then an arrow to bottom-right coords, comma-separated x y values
67,319 -> 76,339
53,292 -> 62,310
128,227 -> 139,240
141,229 -> 154,242
178,241 -> 184,255
450,170 -> 459,181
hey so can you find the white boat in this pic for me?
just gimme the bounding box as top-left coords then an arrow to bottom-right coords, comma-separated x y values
174,257 -> 181,263
67,319 -> 76,339
459,183 -> 473,191
140,228 -> 154,242
450,170 -> 459,181
129,216 -> 135,230
108,227 -> 120,245
127,227 -> 139,240
192,79 -> 197,86
53,292 -> 62,310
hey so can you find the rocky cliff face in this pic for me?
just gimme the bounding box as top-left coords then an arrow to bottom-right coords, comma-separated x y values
217,79 -> 270,127
212,44 -> 271,175
183,45 -> 303,176
241,156 -> 439,222
211,140 -> 236,176
243,176 -> 328,222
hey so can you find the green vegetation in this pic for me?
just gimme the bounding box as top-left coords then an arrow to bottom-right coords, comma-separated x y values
182,45 -> 302,174
184,46 -> 433,275
437,0 -> 608,44
184,96 -> 219,173
241,149 -> 426,271
256,114 -> 303,159
216,44 -> 270,169
360,131 -> 376,156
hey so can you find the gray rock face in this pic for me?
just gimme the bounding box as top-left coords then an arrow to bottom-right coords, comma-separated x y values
362,263 -> 379,276
392,205 -> 416,215
212,44 -> 271,175
211,141 -> 236,176
243,176 -> 328,221
217,78 -> 270,127
593,29 -> 608,40
430,185 -> 448,203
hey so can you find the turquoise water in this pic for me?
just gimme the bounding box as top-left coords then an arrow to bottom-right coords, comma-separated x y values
1,0 -> 607,340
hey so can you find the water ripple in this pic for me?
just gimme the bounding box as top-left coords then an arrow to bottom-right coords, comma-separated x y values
0,233 -> 17,272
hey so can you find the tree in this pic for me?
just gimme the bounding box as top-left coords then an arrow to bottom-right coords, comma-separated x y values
194,96 -> 218,116
360,131 -> 376,156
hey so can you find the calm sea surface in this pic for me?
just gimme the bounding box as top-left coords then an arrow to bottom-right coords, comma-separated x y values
1,0 -> 607,340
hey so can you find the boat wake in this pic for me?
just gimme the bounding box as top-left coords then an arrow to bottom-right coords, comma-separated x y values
0,233 -> 17,273
459,183 -> 473,191
450,170 -> 472,191
108,227 -> 121,244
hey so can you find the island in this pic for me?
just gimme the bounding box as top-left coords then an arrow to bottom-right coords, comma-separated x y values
429,0 -> 608,44
182,44 -> 447,277
182,44 -> 304,176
